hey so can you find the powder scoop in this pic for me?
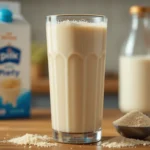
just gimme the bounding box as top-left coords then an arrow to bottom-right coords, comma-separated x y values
113,110 -> 150,139
113,124 -> 150,139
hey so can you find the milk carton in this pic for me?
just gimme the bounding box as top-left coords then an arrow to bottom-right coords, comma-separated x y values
0,2 -> 31,118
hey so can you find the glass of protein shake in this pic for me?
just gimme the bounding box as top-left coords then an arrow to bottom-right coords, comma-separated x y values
46,15 -> 107,143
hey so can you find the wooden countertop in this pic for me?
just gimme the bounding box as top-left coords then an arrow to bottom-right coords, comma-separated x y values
0,109 -> 148,150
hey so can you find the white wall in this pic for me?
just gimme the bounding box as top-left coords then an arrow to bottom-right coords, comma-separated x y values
6,0 -> 150,72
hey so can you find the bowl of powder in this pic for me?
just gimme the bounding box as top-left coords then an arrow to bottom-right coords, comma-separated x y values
113,110 -> 150,139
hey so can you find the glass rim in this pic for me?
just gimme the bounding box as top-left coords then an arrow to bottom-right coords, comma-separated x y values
47,14 -> 107,21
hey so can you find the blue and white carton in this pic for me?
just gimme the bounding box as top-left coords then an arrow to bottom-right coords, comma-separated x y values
0,2 -> 31,118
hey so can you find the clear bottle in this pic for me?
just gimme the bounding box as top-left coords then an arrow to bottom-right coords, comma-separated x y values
119,6 -> 150,113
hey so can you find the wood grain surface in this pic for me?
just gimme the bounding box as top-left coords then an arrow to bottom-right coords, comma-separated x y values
0,109 -> 149,150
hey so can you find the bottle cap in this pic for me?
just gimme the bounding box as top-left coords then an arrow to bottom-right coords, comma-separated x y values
130,6 -> 150,15
0,8 -> 13,23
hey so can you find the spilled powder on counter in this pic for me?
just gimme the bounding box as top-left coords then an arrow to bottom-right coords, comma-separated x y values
6,133 -> 57,148
113,110 -> 150,127
102,136 -> 150,148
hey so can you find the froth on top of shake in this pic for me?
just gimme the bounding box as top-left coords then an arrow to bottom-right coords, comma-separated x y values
47,20 -> 107,27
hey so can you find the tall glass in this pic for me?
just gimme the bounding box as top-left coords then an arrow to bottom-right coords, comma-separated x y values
46,15 -> 107,143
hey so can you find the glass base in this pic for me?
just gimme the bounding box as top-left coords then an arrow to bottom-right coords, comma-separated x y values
52,129 -> 102,144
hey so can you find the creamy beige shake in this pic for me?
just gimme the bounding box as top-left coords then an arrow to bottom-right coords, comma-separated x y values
46,21 -> 107,133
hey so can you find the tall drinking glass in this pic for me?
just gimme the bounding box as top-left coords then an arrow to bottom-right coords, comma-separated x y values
46,15 -> 107,143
